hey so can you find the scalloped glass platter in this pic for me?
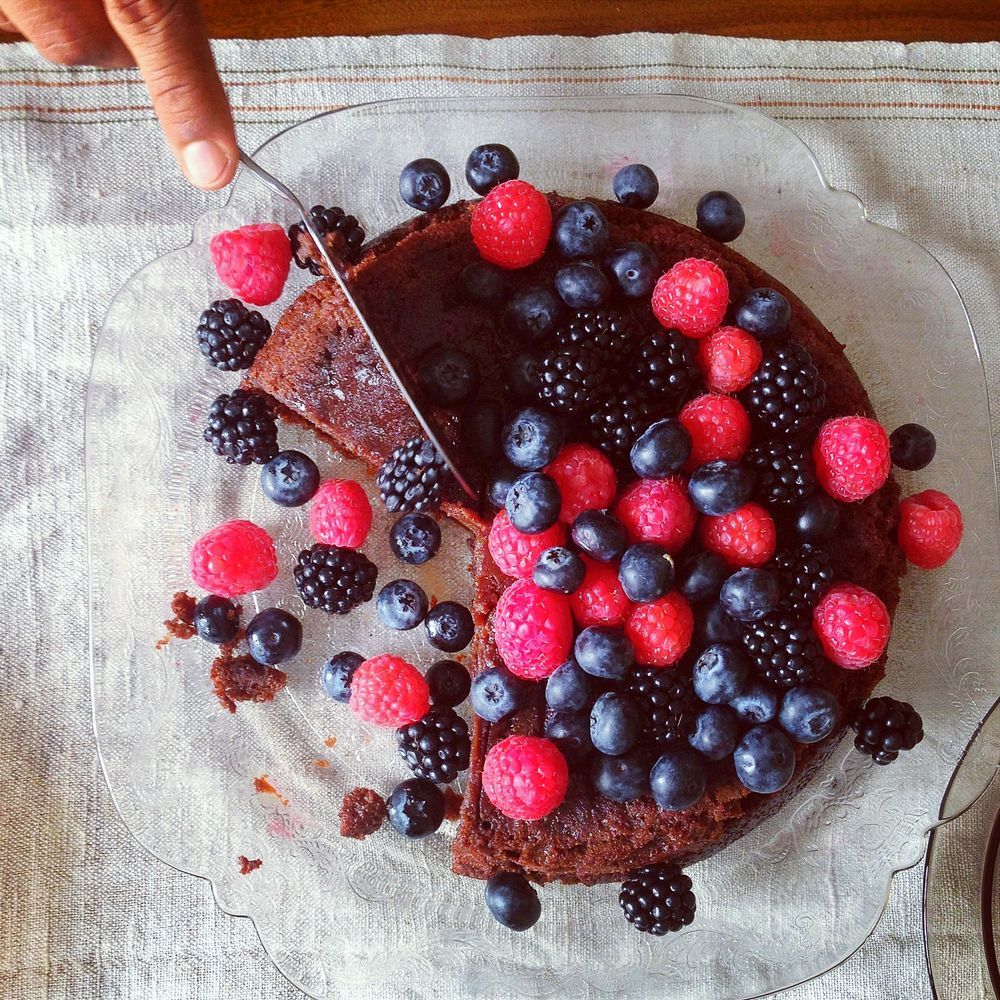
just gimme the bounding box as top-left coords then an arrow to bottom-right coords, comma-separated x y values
87,95 -> 999,999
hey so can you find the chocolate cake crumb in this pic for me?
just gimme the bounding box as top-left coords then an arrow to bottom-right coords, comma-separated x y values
443,787 -> 463,821
339,787 -> 386,839
211,651 -> 286,713
156,590 -> 197,649
238,855 -> 262,875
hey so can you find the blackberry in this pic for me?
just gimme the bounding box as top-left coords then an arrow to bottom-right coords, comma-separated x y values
772,544 -> 834,616
633,326 -> 698,409
619,863 -> 696,935
852,697 -> 924,765
288,204 -> 365,273
376,437 -> 448,513
196,299 -> 272,371
203,390 -> 278,465
536,344 -> 609,415
626,667 -> 696,746
553,308 -> 636,366
741,342 -> 826,436
743,613 -> 825,688
293,543 -> 377,614
396,707 -> 471,783
745,439 -> 817,506
587,391 -> 652,464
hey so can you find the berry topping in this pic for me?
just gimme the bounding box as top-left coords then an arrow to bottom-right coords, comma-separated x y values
533,546 -> 586,594
399,158 -> 450,212
203,389 -> 278,466
692,643 -> 751,705
494,578 -> 573,679
488,463 -> 519,509
553,200 -> 610,259
482,734 -> 569,820
503,285 -> 564,344
772,543 -> 834,615
792,493 -> 842,543
742,342 -> 826,437
649,748 -> 707,811
508,352 -> 543,401
196,299 -> 271,371
626,666 -> 696,746
679,394 -> 751,469
246,608 -> 302,665
613,163 -> 659,209
424,601 -> 474,653
852,697 -> 924,764
293,543 -> 377,615
545,659 -> 591,712
630,419 -> 693,479
625,591 -> 694,667
471,179 -> 552,269
417,344 -> 480,407
744,439 -> 817,507
389,512 -> 442,565
502,407 -> 565,471
462,260 -> 509,307
569,556 -> 630,627
618,542 -> 675,603
689,705 -> 741,760
897,489 -> 963,569
260,450 -> 320,508
592,749 -> 650,802
309,479 -> 373,548
193,595 -> 240,644
779,685 -> 840,744
288,204 -> 365,272
350,654 -> 430,727
619,864 -> 696,935
587,391 -> 652,464
571,509 -> 627,562
320,650 -> 364,703
696,325 -> 763,393
733,725 -> 796,793
470,666 -> 526,722
743,612 -> 825,688
465,143 -> 520,195
695,599 -> 743,646
544,443 -> 617,524
813,415 -> 891,502
376,578 -> 429,630
730,680 -> 781,724
651,258 -> 729,338
735,288 -> 791,339
677,550 -> 729,603
700,502 -> 776,568
376,437 -> 448,513
605,241 -> 659,298
386,778 -> 445,838
812,582 -> 891,669
396,707 -> 471,783
190,519 -> 277,597
695,190 -> 746,242
719,567 -> 781,622
536,342 -> 609,416
554,307 -> 637,363
889,422 -> 937,471
687,459 -> 756,516
615,476 -> 697,553
425,659 -> 470,708
209,223 -> 291,306
554,261 -> 611,308
546,713 -> 593,763
590,690 -> 643,754
632,326 -> 699,407
575,625 -> 635,680
485,872 -> 541,931
488,508 -> 567,579
506,472 -> 562,533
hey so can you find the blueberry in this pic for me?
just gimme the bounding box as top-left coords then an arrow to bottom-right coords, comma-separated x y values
246,608 -> 302,665
488,462 -> 519,509
507,352 -> 542,401
461,398 -> 504,463
792,493 -> 841,543
736,288 -> 791,339
399,158 -> 450,212
554,262 -> 611,308
779,685 -> 841,744
503,286 -> 564,345
604,241 -> 659,298
733,725 -> 796,794
574,626 -> 635,680
502,407 -> 564,471
889,423 -> 936,471
696,190 -> 745,242
695,600 -> 743,646
618,542 -> 674,602
320,650 -> 364,703
553,200 -> 610,258
692,643 -> 751,705
424,600 -> 474,652
193,594 -> 240,644
730,681 -> 781,724
465,143 -> 520,195
417,344 -> 479,407
571,510 -> 627,562
260,450 -> 320,507
719,568 -> 780,622
376,579 -> 429,630
589,691 -> 642,755
544,711 -> 592,761
688,705 -> 740,760
612,164 -> 659,209
506,471 -> 562,533
630,418 -> 692,479
386,778 -> 445,837
485,872 -> 540,931
389,512 -> 441,566
470,666 -> 525,722
688,460 -> 755,516
545,659 -> 591,712
533,547 -> 586,595
650,748 -> 707,811
677,551 -> 729,603
461,261 -> 508,306
592,749 -> 650,801
426,658 -> 471,708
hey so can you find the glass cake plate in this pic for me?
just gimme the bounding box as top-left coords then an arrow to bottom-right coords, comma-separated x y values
87,95 -> 1000,999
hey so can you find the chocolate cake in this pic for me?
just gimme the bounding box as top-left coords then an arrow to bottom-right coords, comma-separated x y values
244,196 -> 905,885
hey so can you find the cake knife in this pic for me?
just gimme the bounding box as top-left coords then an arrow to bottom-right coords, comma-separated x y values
237,148 -> 478,502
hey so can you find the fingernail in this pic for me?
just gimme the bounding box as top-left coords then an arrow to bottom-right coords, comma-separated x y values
182,140 -> 230,189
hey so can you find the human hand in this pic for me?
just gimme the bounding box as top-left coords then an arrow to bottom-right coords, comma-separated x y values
0,0 -> 238,189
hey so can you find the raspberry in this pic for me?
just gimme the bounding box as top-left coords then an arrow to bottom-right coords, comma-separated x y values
679,394 -> 751,469
625,592 -> 694,667
349,654 -> 430,727
493,577 -> 573,679
482,735 -> 569,820
813,416 -> 891,502
897,489 -> 963,569
190,519 -> 277,598
570,556 -> 630,627
545,443 -> 617,524
812,582 -> 891,670
471,180 -> 552,269
651,258 -> 729,338
615,476 -> 696,553
209,223 -> 291,306
696,325 -> 763,393
488,509 -> 567,579
700,502 -> 776,568
309,479 -> 373,548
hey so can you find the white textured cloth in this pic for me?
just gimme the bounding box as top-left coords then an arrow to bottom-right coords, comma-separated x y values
0,31 -> 998,1000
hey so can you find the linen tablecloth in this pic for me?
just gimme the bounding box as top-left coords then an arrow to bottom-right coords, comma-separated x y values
1,30 -> 997,999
